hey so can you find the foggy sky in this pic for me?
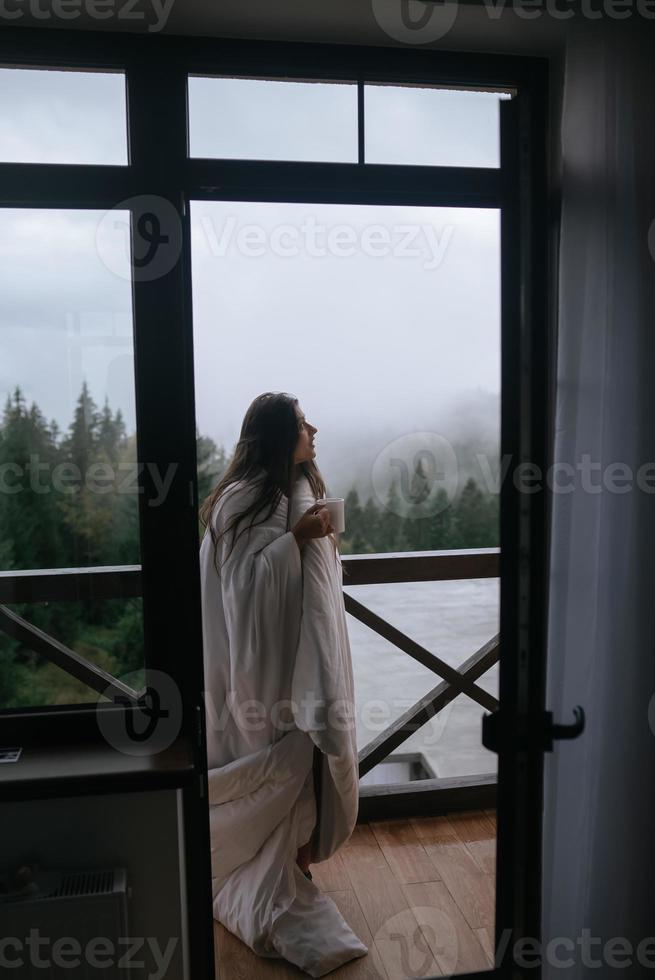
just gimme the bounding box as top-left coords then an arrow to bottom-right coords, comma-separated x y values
0,69 -> 502,493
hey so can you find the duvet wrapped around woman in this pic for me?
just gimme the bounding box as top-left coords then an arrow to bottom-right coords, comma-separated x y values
199,391 -> 368,977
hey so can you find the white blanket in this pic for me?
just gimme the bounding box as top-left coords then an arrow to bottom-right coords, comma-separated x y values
200,469 -> 368,976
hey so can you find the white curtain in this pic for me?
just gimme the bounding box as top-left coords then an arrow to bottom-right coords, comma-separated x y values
543,22 -> 655,978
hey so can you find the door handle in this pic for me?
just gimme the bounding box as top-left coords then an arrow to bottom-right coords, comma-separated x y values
482,705 -> 585,754
543,705 -> 585,750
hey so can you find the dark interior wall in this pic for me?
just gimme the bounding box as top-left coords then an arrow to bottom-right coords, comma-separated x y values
1,789 -> 188,978
2,0 -> 567,53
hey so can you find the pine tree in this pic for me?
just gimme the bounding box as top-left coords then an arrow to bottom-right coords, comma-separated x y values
114,408 -> 127,450
0,386 -> 62,571
61,381 -> 99,476
196,428 -> 227,507
97,398 -> 123,467
379,478 -> 405,552
361,495 -> 381,550
404,458 -> 434,551
408,456 -> 430,505
57,382 -> 116,567
344,488 -> 363,544
114,432 -> 140,565
404,508 -> 431,551
0,387 -> 78,687
485,491 -> 500,546
453,478 -> 492,547
427,488 -> 454,550
351,531 -> 369,555
0,385 -> 150,706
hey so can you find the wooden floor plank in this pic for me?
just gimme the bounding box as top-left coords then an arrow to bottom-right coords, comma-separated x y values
420,839 -> 495,931
475,926 -> 495,965
409,814 -> 460,846
402,880 -> 492,974
465,837 -> 497,876
369,818 -> 442,884
343,840 -> 414,935
312,847 -> 352,892
329,889 -> 391,980
346,823 -> 379,847
483,808 -> 497,831
343,841 -> 441,977
374,908 -> 444,979
446,808 -> 495,842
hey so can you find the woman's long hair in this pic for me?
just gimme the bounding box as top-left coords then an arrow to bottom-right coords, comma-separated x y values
199,392 -> 344,576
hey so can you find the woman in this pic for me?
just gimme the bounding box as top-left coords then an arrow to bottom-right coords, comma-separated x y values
199,391 -> 368,977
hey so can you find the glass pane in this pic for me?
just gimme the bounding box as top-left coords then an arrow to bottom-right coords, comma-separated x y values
3,598 -> 144,708
0,208 -> 144,709
191,199 -> 501,783
365,85 -> 510,168
0,67 -> 127,165
188,76 -> 358,162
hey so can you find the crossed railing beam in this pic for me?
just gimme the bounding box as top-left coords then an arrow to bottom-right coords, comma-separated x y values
0,605 -> 142,704
339,548 -> 500,776
344,592 -> 498,712
0,565 -> 143,704
347,626 -> 499,778
0,603 -> 142,704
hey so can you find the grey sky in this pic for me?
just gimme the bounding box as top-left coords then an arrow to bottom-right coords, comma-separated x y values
0,67 -> 127,165
0,207 -> 135,431
0,68 -> 501,495
188,77 -> 359,162
188,76 -> 505,167
191,200 -> 499,444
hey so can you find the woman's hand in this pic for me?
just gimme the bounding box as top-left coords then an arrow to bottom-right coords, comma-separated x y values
292,502 -> 333,550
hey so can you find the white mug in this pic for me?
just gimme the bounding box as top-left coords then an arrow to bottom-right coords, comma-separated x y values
316,497 -> 345,534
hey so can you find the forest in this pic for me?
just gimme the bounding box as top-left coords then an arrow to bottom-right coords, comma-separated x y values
0,384 -> 498,710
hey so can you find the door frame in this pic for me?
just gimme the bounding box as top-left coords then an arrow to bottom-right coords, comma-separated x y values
0,28 -> 550,980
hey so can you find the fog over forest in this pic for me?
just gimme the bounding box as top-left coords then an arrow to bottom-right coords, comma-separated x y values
305,387 -> 500,503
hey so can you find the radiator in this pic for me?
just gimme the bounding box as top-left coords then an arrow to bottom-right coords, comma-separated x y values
0,867 -> 129,978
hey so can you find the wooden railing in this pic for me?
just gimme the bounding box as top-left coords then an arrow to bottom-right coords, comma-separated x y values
0,550 -> 500,807
340,549 -> 499,783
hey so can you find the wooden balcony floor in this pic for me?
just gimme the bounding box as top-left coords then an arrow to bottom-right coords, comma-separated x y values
214,808 -> 496,979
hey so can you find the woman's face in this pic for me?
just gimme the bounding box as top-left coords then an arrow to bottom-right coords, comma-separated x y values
293,404 -> 318,463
